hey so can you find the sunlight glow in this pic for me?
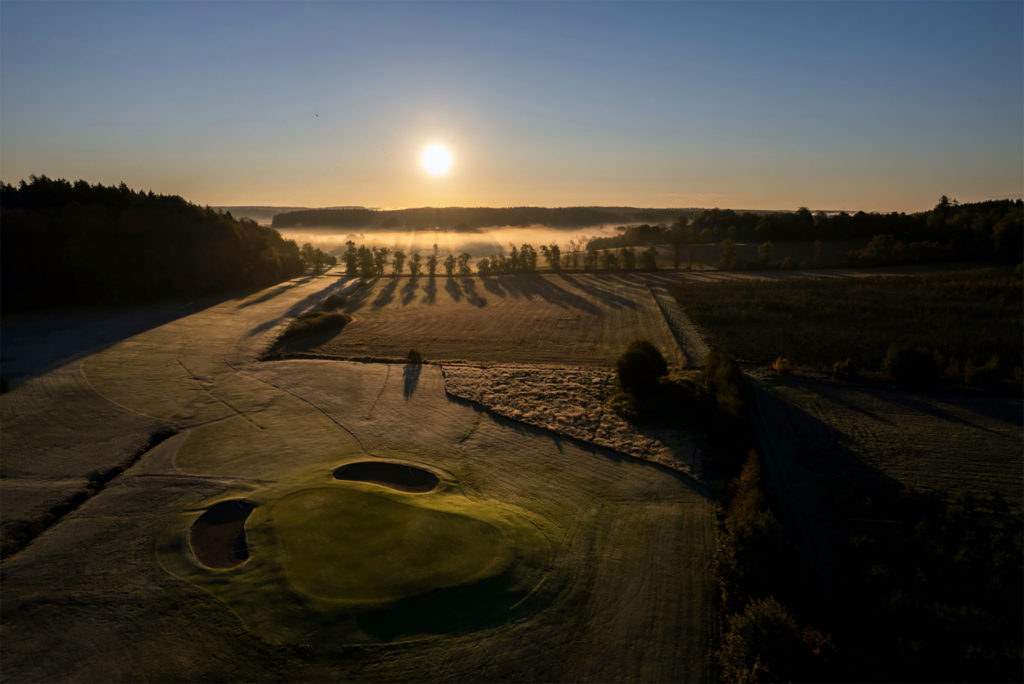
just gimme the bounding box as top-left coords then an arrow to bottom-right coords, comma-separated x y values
420,144 -> 452,177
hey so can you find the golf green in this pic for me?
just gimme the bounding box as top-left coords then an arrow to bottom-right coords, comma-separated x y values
273,487 -> 512,602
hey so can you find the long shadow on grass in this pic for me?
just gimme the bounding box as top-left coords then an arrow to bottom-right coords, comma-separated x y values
356,573 -> 535,641
403,363 -> 421,399
444,277 -> 463,302
424,277 -> 437,304
235,277 -> 311,309
372,278 -> 399,308
498,275 -> 601,314
462,278 -> 487,307
246,275 -> 352,338
557,273 -> 638,309
2,275 -> 306,388
481,276 -> 506,297
401,277 -> 419,305
748,375 -> 1024,682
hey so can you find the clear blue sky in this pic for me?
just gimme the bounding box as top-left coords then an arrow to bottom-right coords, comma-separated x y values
2,0 -> 1021,212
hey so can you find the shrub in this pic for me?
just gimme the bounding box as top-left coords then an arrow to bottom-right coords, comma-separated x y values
406,349 -> 423,364
322,293 -> 347,311
616,340 -> 668,394
718,597 -> 830,684
882,344 -> 940,386
964,354 -> 1001,387
279,311 -> 351,342
702,348 -> 745,418
831,357 -> 857,379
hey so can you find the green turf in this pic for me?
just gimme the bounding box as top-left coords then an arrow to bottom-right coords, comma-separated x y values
157,475 -> 551,645
273,487 -> 511,601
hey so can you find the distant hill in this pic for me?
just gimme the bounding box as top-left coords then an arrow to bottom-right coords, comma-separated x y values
270,206 -> 702,230
2,177 -> 305,310
214,205 -> 368,225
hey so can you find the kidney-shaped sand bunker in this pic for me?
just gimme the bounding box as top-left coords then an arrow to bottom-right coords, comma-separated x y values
189,499 -> 255,569
333,461 -> 439,492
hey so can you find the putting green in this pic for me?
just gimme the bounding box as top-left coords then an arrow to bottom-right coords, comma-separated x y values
273,487 -> 510,602
158,468 -> 553,645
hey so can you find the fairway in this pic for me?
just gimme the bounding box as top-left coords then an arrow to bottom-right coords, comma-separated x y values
1,268 -> 716,681
295,272 -> 685,366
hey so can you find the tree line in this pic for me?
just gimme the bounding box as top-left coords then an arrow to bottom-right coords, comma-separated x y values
1,176 -> 310,310
587,197 -> 1022,267
339,240 -> 670,277
272,205 -> 696,230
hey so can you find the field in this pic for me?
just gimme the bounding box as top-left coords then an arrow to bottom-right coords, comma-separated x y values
668,267 -> 1023,376
750,372 -> 1023,504
287,273 -> 688,367
0,268 -> 715,681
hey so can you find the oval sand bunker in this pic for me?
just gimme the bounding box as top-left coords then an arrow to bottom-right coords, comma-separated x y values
189,500 -> 255,569
333,461 -> 439,493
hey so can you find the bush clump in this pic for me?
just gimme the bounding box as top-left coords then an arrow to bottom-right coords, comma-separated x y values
616,340 -> 668,394
322,293 -> 348,310
831,357 -> 857,379
406,349 -> 423,364
881,344 -> 940,387
279,311 -> 351,342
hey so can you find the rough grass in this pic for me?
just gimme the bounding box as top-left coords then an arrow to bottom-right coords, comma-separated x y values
669,268 -> 1022,379
441,363 -> 704,477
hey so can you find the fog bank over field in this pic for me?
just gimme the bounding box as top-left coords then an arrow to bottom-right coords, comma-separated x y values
277,224 -> 623,258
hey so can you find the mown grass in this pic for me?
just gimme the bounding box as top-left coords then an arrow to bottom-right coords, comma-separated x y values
670,268 -> 1022,382
273,487 -> 510,601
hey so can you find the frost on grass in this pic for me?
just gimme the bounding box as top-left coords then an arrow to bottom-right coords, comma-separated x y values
442,363 -> 703,478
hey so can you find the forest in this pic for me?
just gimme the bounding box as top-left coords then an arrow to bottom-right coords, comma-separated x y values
1,176 -> 307,310
588,198 -> 1023,266
271,205 -> 695,230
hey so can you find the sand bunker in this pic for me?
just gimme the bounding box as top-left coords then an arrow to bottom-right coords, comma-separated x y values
333,461 -> 439,493
189,500 -> 255,569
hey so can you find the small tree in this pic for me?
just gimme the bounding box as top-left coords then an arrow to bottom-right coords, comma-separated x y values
344,240 -> 359,276
456,252 -> 472,276
718,238 -> 738,270
758,241 -> 773,267
426,253 -> 438,277
392,249 -> 406,275
372,246 -> 389,276
358,245 -> 375,278
409,250 -> 422,276
618,246 -> 637,271
541,244 -> 561,271
601,249 -> 618,270
476,257 -> 491,275
639,246 -> 659,271
718,597 -> 806,684
616,340 -> 668,395
443,254 -> 456,277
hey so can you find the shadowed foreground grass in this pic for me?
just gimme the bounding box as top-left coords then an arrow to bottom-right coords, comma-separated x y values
670,268 -> 1022,381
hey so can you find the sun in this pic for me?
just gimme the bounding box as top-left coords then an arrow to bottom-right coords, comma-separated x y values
420,143 -> 452,177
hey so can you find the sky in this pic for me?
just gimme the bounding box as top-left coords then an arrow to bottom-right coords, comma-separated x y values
1,0 -> 1021,213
